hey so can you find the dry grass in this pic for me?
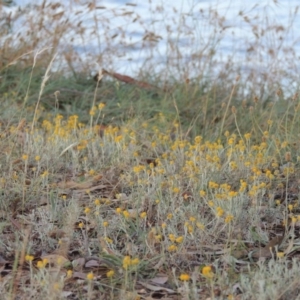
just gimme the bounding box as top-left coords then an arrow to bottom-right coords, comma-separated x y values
1,1 -> 300,299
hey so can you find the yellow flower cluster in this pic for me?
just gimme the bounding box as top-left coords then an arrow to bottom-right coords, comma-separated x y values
122,256 -> 140,269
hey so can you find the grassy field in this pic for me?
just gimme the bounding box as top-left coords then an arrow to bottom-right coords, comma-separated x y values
1,1 -> 300,299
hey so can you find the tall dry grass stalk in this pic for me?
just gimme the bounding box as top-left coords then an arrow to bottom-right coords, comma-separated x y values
1,1 -> 299,96
31,50 -> 57,131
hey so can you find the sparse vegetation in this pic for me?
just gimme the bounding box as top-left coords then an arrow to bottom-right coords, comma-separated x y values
0,1 -> 300,299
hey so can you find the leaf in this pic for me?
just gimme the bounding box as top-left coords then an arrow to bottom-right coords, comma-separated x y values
73,271 -> 88,280
56,180 -> 94,190
153,257 -> 165,270
263,234 -> 285,252
77,184 -> 107,193
85,259 -> 100,268
48,229 -> 66,239
251,234 -> 285,258
72,257 -> 86,271
137,281 -> 176,294
92,174 -> 103,181
149,276 -> 168,285
59,142 -> 80,157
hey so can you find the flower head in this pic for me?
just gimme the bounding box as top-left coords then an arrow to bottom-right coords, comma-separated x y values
202,266 -> 214,279
87,272 -> 94,280
179,273 -> 190,281
106,270 -> 114,278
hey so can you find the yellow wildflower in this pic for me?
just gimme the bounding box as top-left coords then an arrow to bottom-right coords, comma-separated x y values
179,273 -> 190,281
276,252 -> 284,259
140,212 -> 147,219
202,266 -> 214,279
123,256 -> 131,269
169,234 -> 176,242
131,258 -> 140,266
175,236 -> 184,244
116,207 -> 122,214
98,103 -> 106,110
168,244 -> 178,252
25,255 -> 34,262
123,210 -> 130,218
87,272 -> 94,280
78,222 -> 84,229
106,270 -> 114,278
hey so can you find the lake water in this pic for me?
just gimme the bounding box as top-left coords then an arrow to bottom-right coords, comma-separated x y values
3,0 -> 300,94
